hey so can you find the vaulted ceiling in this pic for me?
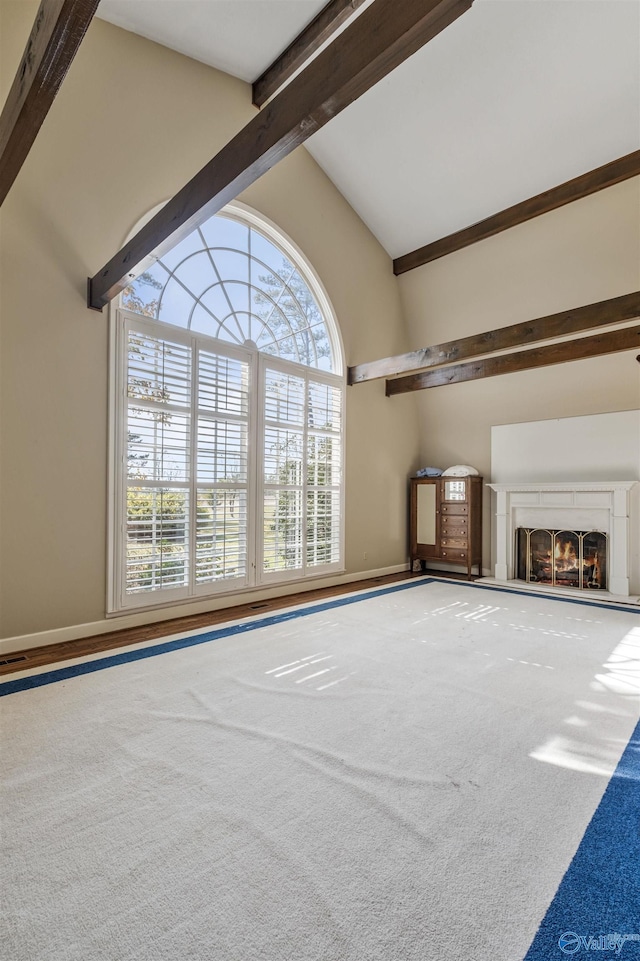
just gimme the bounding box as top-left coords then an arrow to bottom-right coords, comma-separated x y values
96,0 -> 640,260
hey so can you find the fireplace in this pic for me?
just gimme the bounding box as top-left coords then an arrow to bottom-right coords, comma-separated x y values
486,481 -> 638,599
516,527 -> 608,590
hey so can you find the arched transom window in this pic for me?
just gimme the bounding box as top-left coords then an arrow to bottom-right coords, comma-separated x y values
122,211 -> 338,370
109,205 -> 344,613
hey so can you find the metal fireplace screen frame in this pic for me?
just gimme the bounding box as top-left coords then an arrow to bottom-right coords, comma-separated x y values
516,528 -> 608,591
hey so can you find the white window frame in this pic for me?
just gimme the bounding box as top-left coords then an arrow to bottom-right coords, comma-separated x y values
107,204 -> 345,615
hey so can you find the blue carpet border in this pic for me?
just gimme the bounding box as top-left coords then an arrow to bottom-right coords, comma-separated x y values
523,718 -> 640,959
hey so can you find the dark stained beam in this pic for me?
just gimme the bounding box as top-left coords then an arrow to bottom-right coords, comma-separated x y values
385,327 -> 640,395
393,151 -> 640,275
88,0 -> 473,311
349,290 -> 640,384
253,0 -> 368,108
0,0 -> 100,207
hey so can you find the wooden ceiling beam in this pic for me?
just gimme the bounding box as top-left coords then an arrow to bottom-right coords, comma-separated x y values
385,326 -> 640,395
87,0 -> 473,311
0,0 -> 100,207
252,0 -> 369,108
393,150 -> 640,275
349,290 -> 640,384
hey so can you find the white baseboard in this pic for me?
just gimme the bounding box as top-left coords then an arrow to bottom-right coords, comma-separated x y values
0,564 -> 411,657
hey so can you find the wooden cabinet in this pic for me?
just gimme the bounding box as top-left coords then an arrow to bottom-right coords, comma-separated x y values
410,475 -> 483,579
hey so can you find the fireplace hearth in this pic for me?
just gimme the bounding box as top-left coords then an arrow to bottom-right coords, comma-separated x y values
516,527 -> 607,590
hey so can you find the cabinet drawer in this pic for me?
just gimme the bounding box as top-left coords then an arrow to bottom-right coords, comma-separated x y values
440,536 -> 468,549
441,517 -> 468,533
440,549 -> 468,561
441,503 -> 468,515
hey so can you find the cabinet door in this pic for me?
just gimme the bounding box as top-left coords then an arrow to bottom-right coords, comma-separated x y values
417,483 -> 437,545
411,479 -> 439,559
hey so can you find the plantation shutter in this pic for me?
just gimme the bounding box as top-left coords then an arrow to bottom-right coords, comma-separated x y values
261,363 -> 342,578
306,380 -> 342,567
195,346 -> 250,588
263,368 -> 305,574
125,326 -> 191,598
123,319 -> 252,604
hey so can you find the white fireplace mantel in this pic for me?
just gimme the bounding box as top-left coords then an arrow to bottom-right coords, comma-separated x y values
487,480 -> 638,598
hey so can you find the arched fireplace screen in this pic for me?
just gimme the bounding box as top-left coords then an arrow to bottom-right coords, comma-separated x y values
516,528 -> 608,590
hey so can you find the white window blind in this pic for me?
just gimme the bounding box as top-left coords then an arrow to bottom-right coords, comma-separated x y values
195,347 -> 250,587
306,380 -> 342,568
125,329 -> 191,596
262,366 -> 342,578
118,317 -> 254,607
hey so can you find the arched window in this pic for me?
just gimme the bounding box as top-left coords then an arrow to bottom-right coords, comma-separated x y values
109,204 -> 344,612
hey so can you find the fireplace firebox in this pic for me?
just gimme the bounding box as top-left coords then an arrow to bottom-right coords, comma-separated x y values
516,528 -> 608,591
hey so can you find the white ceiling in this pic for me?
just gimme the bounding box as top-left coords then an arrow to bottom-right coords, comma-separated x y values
97,0 -> 331,82
97,0 -> 640,259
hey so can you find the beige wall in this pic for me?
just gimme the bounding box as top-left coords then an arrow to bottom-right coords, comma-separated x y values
0,4 -> 419,640
397,178 -> 640,569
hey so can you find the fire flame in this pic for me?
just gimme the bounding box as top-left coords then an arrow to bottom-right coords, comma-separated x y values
554,537 -> 578,571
